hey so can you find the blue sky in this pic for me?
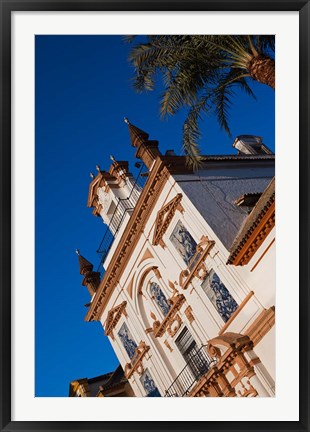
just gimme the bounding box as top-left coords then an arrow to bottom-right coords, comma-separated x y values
35,35 -> 275,397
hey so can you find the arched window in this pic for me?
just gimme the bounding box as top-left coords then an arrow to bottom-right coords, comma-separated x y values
149,282 -> 170,317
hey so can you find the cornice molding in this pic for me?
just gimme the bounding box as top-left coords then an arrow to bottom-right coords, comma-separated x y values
244,306 -> 275,346
85,158 -> 169,322
227,196 -> 275,266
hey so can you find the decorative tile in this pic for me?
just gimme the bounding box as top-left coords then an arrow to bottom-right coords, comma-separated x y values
170,220 -> 197,265
150,282 -> 170,317
140,369 -> 161,397
201,270 -> 238,322
118,322 -> 137,359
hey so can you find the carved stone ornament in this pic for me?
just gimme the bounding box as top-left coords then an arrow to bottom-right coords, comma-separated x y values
188,333 -> 263,398
124,341 -> 150,379
152,193 -> 184,247
98,188 -> 112,214
167,314 -> 182,337
194,262 -> 209,281
237,380 -> 258,397
168,280 -> 179,295
179,235 -> 215,289
152,293 -> 185,338
104,301 -> 127,340
164,339 -> 173,352
184,305 -> 195,324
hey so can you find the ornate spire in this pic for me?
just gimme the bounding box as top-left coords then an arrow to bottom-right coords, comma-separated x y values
124,118 -> 161,169
124,117 -> 149,148
76,250 -> 94,275
76,250 -> 101,298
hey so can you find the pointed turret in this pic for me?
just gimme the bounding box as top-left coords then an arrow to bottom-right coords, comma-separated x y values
76,249 -> 93,275
124,117 -> 149,148
76,249 -> 100,298
124,118 -> 161,169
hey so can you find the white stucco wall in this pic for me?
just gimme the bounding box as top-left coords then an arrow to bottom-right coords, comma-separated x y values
96,162 -> 275,397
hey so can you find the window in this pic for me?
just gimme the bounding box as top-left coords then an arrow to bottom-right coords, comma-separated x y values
201,269 -> 238,322
175,327 -> 209,377
140,369 -> 161,397
117,322 -> 137,359
150,282 -> 170,317
169,220 -> 197,265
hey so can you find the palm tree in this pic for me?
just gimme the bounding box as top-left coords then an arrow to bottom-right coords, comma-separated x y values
127,35 -> 275,168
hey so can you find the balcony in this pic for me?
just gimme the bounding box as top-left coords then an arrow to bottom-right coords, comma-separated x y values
96,163 -> 147,274
165,345 -> 217,397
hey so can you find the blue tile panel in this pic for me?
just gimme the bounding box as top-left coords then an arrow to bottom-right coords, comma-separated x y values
140,369 -> 161,397
150,282 -> 171,317
201,270 -> 238,322
118,322 -> 137,359
170,220 -> 197,266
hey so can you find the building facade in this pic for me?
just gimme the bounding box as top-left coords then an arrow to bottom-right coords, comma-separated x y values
77,121 -> 275,397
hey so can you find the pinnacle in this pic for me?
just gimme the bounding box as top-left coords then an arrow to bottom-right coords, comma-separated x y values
77,252 -> 94,275
124,118 -> 149,148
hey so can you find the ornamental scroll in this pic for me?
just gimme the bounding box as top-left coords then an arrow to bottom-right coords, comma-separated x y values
124,341 -> 150,379
178,235 -> 215,289
151,292 -> 186,338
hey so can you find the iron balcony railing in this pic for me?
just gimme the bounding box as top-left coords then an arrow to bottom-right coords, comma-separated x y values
96,163 -> 147,274
165,345 -> 217,397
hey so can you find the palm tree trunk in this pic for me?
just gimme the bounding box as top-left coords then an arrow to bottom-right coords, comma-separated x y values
248,54 -> 275,89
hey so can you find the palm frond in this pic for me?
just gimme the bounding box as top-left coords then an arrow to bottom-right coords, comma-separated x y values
127,35 -> 275,162
181,94 -> 214,168
160,62 -> 212,116
211,85 -> 233,136
123,35 -> 137,44
211,69 -> 255,134
183,110 -> 204,170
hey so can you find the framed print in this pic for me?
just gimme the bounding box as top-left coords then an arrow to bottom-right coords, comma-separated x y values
1,0 -> 309,431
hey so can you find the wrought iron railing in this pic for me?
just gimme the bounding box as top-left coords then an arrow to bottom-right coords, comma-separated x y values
165,345 -> 217,397
96,163 -> 147,274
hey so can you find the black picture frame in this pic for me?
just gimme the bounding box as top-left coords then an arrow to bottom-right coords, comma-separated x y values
1,1 -> 309,431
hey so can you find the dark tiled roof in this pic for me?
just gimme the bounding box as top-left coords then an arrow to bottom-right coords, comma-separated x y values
234,193 -> 262,207
69,365 -> 127,397
227,177 -> 275,264
201,154 -> 274,161
88,372 -> 113,385
99,364 -> 127,391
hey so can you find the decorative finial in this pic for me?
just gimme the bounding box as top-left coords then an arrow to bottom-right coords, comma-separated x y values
90,172 -> 94,179
75,249 -> 80,255
110,155 -> 116,162
95,165 -> 101,172
124,117 -> 130,125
